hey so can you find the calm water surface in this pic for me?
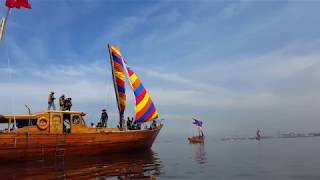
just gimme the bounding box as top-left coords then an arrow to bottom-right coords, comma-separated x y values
1,136 -> 320,179
155,136 -> 320,180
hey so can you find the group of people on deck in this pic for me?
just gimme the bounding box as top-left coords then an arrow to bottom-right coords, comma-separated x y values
91,111 -> 158,130
126,117 -> 140,130
48,91 -> 72,111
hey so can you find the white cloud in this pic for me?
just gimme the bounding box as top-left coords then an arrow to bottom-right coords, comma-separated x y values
32,61 -> 108,81
200,43 -> 320,84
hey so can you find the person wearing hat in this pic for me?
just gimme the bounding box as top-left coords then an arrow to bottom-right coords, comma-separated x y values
48,91 -> 56,110
100,109 -> 108,127
59,94 -> 65,111
64,97 -> 72,111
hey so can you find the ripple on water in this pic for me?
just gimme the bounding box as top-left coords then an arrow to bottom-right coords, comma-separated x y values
0,150 -> 163,180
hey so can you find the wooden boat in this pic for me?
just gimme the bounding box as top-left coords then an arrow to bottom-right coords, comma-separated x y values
0,44 -> 162,161
188,135 -> 205,143
188,118 -> 205,143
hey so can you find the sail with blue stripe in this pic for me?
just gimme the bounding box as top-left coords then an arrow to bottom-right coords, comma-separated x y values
108,45 -> 126,117
123,59 -> 159,124
107,44 -> 158,124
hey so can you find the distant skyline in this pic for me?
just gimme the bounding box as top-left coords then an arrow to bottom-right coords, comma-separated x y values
0,0 -> 320,137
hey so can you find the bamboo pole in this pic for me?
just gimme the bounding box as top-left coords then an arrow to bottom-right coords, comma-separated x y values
0,8 -> 11,43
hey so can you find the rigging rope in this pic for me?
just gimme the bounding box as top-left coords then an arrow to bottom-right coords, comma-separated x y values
4,16 -> 16,130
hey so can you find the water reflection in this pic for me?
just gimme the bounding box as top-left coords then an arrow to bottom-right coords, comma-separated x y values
191,143 -> 208,165
0,150 -> 163,179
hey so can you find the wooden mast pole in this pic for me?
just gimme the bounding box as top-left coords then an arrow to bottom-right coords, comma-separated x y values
0,8 -> 11,43
107,44 -> 122,128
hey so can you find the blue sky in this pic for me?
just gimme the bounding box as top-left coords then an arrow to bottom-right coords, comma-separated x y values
0,0 -> 320,137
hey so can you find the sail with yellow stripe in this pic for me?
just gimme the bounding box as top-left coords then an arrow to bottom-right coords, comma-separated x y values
123,59 -> 159,124
108,45 -> 126,119
107,44 -> 158,124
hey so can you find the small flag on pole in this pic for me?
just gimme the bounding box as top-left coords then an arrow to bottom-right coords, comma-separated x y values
0,17 -> 5,42
192,118 -> 203,127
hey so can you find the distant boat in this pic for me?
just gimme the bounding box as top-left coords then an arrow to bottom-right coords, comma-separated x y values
188,136 -> 205,143
0,44 -> 162,161
188,118 -> 205,143
256,129 -> 261,141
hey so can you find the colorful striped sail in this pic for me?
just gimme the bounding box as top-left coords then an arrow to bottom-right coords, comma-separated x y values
123,60 -> 159,124
108,45 -> 126,115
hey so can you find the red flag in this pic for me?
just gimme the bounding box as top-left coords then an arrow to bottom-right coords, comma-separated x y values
6,0 -> 32,9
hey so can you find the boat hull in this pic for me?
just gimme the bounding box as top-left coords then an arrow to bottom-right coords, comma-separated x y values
0,126 -> 162,161
188,135 -> 205,143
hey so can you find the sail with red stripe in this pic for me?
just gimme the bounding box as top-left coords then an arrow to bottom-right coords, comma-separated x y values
123,60 -> 159,124
108,45 -> 126,116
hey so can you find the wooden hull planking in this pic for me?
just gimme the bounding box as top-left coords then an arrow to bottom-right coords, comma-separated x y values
188,136 -> 205,144
0,126 -> 162,161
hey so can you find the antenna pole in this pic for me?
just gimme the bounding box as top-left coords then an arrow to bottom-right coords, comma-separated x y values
25,104 -> 31,126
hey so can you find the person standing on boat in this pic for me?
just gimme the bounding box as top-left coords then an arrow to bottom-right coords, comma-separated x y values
59,94 -> 65,111
151,120 -> 157,129
137,123 -> 141,130
100,109 -> 108,127
64,98 -> 72,111
131,117 -> 135,129
47,91 -> 56,110
127,117 -> 132,130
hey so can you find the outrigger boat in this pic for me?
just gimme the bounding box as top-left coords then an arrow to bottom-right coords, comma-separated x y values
0,44 -> 162,161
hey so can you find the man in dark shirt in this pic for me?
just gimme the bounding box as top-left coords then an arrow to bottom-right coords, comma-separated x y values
126,117 -> 132,130
64,98 -> 72,111
100,109 -> 108,127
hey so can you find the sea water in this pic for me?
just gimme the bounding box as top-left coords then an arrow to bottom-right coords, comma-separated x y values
154,136 -> 320,180
0,135 -> 320,179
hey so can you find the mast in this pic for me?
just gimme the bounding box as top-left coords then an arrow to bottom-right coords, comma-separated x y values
0,8 -> 11,43
107,44 -> 124,128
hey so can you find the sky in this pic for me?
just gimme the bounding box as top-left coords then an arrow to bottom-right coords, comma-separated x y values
0,0 -> 320,137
